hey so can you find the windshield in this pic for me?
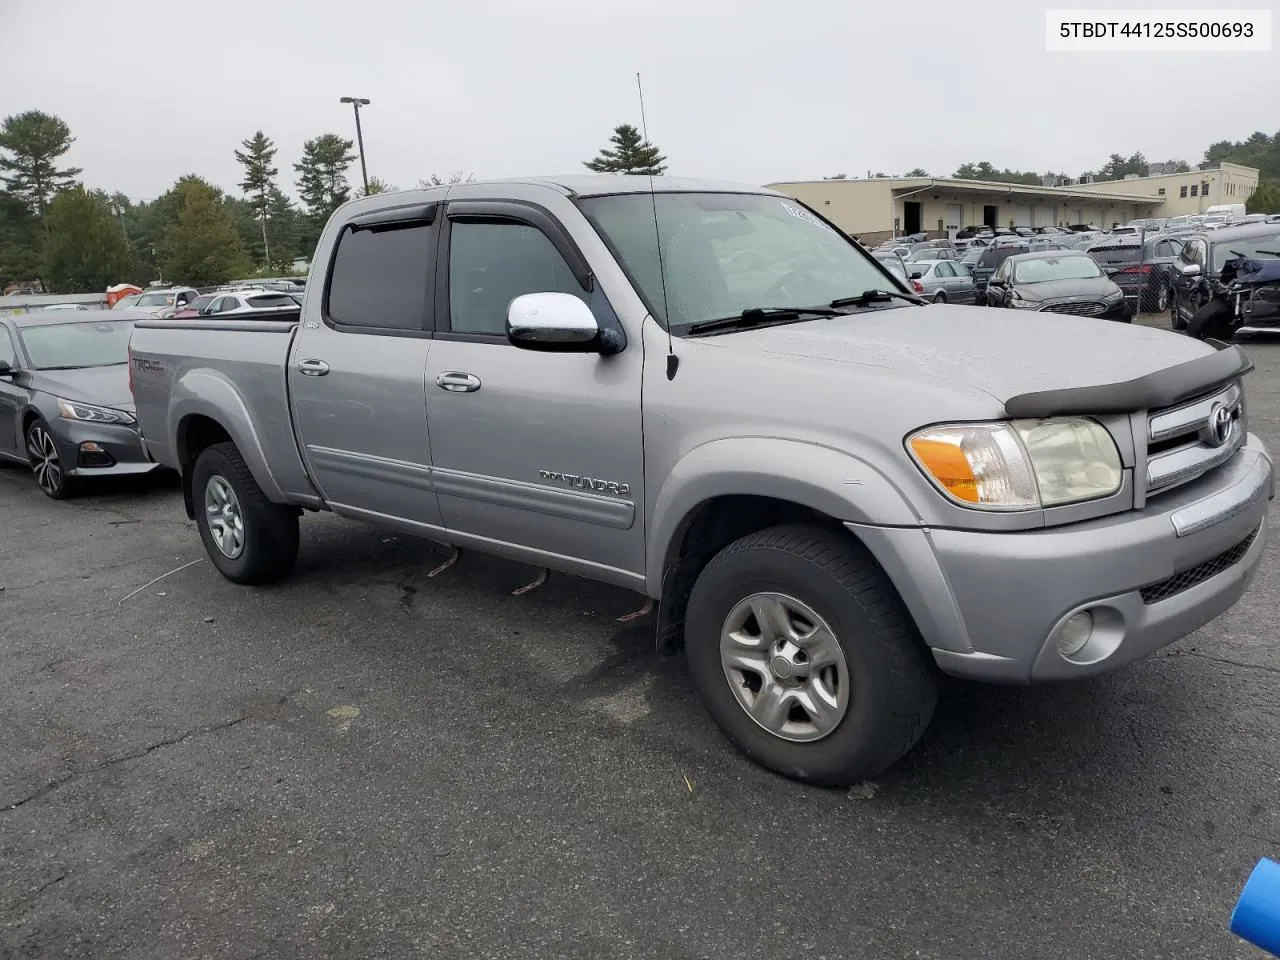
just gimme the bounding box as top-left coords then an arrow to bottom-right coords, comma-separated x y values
113,295 -> 141,309
1013,255 -> 1102,283
136,292 -> 175,306
18,319 -> 136,369
578,192 -> 899,330
1214,232 -> 1280,271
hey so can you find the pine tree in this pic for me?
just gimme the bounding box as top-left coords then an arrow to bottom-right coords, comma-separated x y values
41,186 -> 132,293
1246,181 -> 1280,215
0,110 -> 82,217
234,130 -> 278,267
583,124 -> 667,176
294,134 -> 356,224
157,177 -> 250,286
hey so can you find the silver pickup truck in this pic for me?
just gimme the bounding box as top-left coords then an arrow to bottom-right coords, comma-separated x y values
130,176 -> 1273,786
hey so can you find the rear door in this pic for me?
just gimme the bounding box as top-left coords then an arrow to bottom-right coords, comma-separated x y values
288,203 -> 444,527
951,261 -> 977,303
422,200 -> 646,581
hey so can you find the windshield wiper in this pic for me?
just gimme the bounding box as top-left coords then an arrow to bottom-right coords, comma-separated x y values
1255,249 -> 1280,257
830,289 -> 927,308
685,305 -> 843,336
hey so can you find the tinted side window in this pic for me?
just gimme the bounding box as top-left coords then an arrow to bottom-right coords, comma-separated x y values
327,221 -> 433,331
248,294 -> 296,308
448,220 -> 584,336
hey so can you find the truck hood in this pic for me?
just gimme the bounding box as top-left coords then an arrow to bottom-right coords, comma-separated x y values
28,365 -> 135,412
707,304 -> 1212,405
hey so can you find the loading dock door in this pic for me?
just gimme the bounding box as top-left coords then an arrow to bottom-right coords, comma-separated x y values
945,204 -> 963,239
1033,206 -> 1056,227
1012,205 -> 1032,227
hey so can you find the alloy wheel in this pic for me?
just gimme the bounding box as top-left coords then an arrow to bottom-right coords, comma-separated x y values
204,475 -> 246,559
27,425 -> 62,496
719,592 -> 851,743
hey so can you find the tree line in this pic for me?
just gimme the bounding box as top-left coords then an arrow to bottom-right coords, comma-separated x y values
0,109 -> 493,295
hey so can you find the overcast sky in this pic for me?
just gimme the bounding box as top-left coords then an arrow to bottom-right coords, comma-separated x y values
3,0 -> 1275,203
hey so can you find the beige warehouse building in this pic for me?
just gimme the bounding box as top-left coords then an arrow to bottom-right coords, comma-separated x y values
767,162 -> 1260,243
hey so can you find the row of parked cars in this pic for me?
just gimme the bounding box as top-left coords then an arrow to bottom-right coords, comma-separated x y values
111,277 -> 307,320
866,213 -> 1280,332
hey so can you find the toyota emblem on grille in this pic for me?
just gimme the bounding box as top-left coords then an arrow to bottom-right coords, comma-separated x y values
1208,403 -> 1234,447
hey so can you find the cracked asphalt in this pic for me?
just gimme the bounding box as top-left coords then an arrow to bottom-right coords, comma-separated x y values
2,321 -> 1279,959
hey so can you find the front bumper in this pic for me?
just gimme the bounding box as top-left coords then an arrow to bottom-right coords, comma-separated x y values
848,435 -> 1272,684
54,417 -> 161,478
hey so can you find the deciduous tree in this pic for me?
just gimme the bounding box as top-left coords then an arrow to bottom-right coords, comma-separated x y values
157,176 -> 250,286
41,186 -> 132,293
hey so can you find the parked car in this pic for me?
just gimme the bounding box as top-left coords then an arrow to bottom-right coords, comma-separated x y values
1184,255 -> 1280,341
41,303 -> 90,312
1172,222 -> 1280,331
984,250 -> 1129,320
0,310 -> 162,498
875,255 -> 926,295
189,291 -> 302,319
133,287 -> 200,319
903,259 -> 978,303
1086,235 -> 1184,313
129,175 -> 1271,787
954,225 -> 992,240
1032,226 -> 1071,235
971,243 -> 1029,301
167,294 -> 218,319
111,294 -> 143,311
905,245 -> 959,262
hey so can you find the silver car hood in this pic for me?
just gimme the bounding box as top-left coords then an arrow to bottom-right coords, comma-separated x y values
707,304 -> 1214,404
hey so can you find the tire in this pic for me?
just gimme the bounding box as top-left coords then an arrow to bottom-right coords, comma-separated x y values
26,417 -> 76,500
932,292 -> 947,304
192,442 -> 299,584
684,523 -> 938,787
1186,299 -> 1235,342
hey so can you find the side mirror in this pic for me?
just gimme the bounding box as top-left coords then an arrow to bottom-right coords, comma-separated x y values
507,292 -> 621,355
0,359 -> 14,377
1179,262 -> 1202,277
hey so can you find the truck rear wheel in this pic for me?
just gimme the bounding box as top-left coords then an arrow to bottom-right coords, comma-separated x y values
684,523 -> 938,787
192,442 -> 299,584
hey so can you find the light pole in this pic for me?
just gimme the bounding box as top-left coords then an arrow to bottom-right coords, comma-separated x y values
340,96 -> 371,194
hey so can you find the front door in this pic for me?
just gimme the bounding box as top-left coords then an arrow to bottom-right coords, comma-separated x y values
288,205 -> 444,527
0,325 -> 20,454
1172,238 -> 1209,327
423,202 -> 646,583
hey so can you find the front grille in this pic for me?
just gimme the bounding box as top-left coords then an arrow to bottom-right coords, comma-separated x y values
1139,527 -> 1259,604
1144,382 -> 1243,498
1042,300 -> 1106,316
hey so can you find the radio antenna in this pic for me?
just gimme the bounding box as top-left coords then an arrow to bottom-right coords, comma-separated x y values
637,72 -> 678,380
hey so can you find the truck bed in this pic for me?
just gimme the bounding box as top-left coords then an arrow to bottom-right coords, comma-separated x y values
129,317 -> 319,505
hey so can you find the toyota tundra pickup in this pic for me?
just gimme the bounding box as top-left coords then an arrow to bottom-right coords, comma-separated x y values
128,176 -> 1274,786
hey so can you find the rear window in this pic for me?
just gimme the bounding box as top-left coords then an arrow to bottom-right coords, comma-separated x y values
247,294 -> 297,308
326,221 -> 433,331
978,247 -> 1026,267
1088,246 -> 1141,263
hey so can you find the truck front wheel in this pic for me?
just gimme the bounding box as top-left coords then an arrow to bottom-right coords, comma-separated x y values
192,442 -> 299,584
684,523 -> 938,786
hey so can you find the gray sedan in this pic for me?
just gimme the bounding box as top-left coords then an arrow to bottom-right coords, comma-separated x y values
0,310 -> 162,498
904,259 -> 978,304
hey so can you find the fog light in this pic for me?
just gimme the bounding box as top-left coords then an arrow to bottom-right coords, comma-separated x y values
1057,611 -> 1093,658
79,441 -> 102,452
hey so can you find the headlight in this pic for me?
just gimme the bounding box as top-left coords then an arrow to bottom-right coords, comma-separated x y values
907,418 -> 1122,510
56,398 -> 134,425
1010,293 -> 1041,310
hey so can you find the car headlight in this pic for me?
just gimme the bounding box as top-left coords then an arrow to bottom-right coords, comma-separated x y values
907,418 -> 1122,510
56,398 -> 135,425
1010,292 -> 1041,309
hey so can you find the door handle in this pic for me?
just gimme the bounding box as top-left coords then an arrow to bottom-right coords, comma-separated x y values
436,371 -> 481,393
298,359 -> 330,376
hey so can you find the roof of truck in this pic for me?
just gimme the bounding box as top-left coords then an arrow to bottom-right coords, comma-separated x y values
469,175 -> 782,198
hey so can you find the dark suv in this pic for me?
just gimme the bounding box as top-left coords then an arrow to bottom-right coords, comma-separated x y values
1086,234 -> 1185,314
971,244 -> 1029,303
1171,223 -> 1280,330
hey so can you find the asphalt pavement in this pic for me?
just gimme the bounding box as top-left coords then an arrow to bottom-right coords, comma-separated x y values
2,321 -> 1279,959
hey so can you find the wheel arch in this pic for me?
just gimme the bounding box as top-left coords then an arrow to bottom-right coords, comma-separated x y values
647,438 -> 923,656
